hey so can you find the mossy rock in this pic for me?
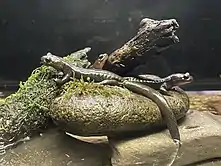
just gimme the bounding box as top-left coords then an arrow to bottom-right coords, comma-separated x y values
50,80 -> 190,136
0,48 -> 92,144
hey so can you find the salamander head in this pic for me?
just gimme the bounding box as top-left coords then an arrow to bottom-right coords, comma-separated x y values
169,72 -> 193,86
41,53 -> 64,71
91,53 -> 108,69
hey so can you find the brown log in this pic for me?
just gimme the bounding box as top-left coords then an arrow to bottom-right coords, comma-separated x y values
92,18 -> 179,75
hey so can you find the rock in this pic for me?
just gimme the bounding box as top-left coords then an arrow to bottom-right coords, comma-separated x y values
188,91 -> 221,114
196,159 -> 221,166
111,110 -> 221,166
2,128 -> 112,166
50,82 -> 189,136
2,110 -> 221,166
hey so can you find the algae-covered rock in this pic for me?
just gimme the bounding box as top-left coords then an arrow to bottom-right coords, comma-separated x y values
0,48 -> 91,144
50,80 -> 190,136
0,66 -> 58,144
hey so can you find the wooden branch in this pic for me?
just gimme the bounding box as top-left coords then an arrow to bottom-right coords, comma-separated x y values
92,18 -> 179,75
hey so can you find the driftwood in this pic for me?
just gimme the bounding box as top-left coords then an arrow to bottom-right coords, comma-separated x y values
92,18 -> 179,75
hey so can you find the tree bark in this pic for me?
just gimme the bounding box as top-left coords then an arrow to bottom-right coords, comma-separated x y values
92,18 -> 179,75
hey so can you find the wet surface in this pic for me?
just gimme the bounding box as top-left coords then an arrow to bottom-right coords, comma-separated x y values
2,128 -> 112,166
1,90 -> 221,165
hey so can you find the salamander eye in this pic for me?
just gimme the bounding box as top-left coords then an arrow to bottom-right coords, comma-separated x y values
41,56 -> 51,64
98,55 -> 104,59
98,54 -> 107,60
183,73 -> 190,79
183,75 -> 188,80
140,18 -> 151,28
45,58 -> 51,63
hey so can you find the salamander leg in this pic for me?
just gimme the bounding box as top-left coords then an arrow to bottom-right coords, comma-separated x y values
54,73 -> 72,85
159,84 -> 170,96
171,86 -> 185,94
57,71 -> 64,78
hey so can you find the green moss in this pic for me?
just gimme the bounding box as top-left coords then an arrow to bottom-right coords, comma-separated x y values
0,65 -> 58,143
61,78 -> 131,100
0,98 -> 5,104
50,87 -> 189,136
0,49 -> 94,144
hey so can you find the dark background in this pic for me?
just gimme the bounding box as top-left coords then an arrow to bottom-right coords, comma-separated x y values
0,0 -> 221,90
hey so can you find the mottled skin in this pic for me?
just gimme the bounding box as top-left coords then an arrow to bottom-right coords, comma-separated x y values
124,72 -> 192,95
90,53 -> 193,94
41,53 -> 192,92
40,53 -> 192,158
41,53 -> 123,85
